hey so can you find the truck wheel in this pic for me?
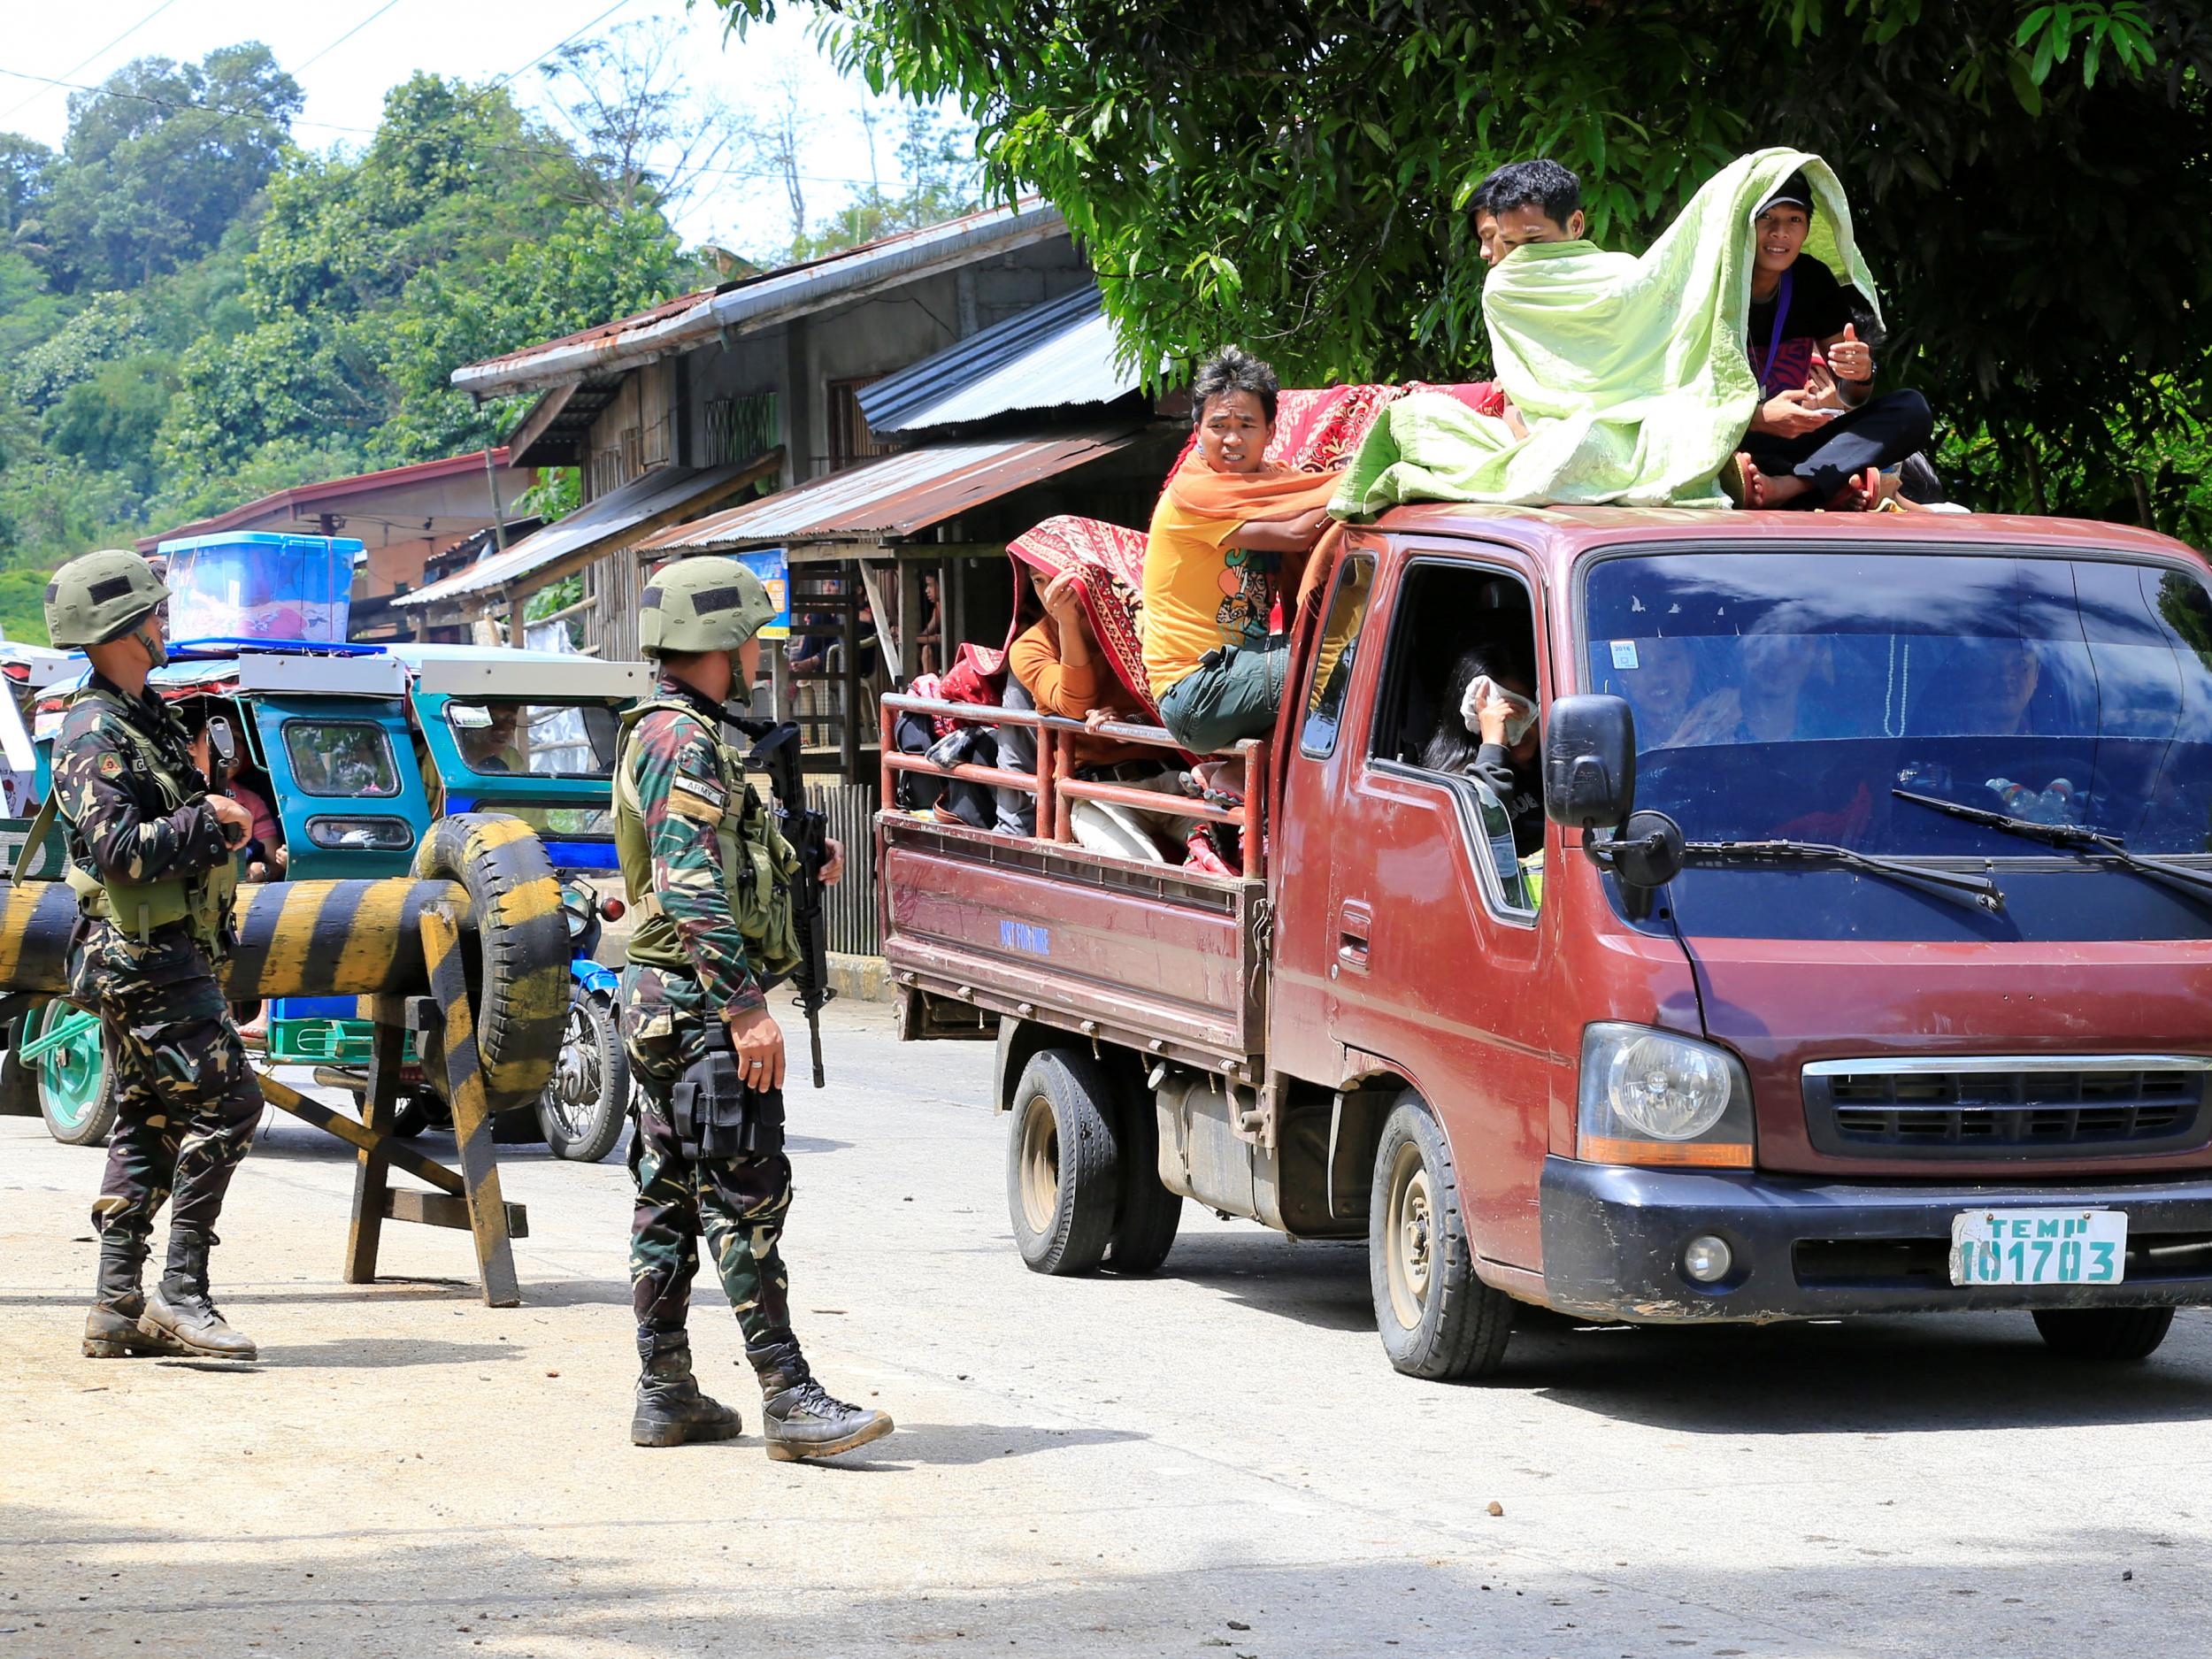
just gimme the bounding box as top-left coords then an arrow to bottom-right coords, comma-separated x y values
1369,1094 -> 1514,1380
1007,1049 -> 1120,1275
28,1002 -> 118,1148
537,988 -> 630,1163
2032,1306 -> 2175,1361
1104,1083 -> 1181,1275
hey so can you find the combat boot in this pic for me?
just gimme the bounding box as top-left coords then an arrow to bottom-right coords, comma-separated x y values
747,1336 -> 894,1463
82,1234 -> 185,1359
631,1328 -> 744,1448
140,1225 -> 257,1361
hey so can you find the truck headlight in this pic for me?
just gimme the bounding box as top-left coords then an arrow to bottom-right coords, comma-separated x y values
1578,1023 -> 1754,1168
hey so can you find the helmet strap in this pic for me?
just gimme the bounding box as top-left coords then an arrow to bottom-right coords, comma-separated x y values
132,625 -> 168,671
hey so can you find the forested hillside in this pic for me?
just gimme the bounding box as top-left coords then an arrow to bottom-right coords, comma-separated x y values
0,32 -> 983,646
0,44 -> 711,642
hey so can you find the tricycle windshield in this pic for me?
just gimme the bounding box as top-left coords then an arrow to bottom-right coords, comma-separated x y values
283,718 -> 402,798
1583,547 -> 2212,869
443,700 -> 620,780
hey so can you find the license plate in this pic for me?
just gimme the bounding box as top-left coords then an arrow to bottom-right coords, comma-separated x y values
1949,1208 -> 2126,1286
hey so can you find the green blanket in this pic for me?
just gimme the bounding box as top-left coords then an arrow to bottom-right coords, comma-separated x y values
1332,148 -> 1883,514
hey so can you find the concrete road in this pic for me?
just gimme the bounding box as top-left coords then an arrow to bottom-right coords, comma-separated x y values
4,1001 -> 2210,1658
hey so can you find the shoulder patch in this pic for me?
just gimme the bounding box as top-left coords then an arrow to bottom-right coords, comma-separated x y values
668,773 -> 727,822
96,753 -> 123,778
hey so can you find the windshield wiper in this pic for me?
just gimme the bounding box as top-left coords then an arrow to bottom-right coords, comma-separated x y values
1679,835 -> 2006,914
1893,787 -> 2212,904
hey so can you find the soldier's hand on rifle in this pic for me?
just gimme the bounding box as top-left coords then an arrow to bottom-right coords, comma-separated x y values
819,835 -> 845,887
726,1002 -> 787,1093
205,794 -> 253,849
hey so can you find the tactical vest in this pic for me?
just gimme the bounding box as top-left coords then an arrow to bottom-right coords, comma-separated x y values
612,696 -> 802,984
55,685 -> 236,953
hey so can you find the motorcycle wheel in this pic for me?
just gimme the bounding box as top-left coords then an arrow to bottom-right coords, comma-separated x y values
537,987 -> 629,1163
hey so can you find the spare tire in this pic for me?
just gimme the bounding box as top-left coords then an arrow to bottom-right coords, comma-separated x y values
411,813 -> 571,1116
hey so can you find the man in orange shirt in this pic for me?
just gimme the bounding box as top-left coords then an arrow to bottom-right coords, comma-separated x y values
1142,348 -> 1340,755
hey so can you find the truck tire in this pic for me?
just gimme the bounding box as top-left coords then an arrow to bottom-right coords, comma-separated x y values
410,814 -> 571,1116
27,1001 -> 117,1148
2032,1306 -> 2175,1361
537,987 -> 629,1163
1104,1081 -> 1181,1275
1369,1094 -> 1514,1380
1007,1048 -> 1120,1275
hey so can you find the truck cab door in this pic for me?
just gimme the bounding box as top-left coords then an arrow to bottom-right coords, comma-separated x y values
1269,542 -> 1380,1083
1313,544 -> 1557,1270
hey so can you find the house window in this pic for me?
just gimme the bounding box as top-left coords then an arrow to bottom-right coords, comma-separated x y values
826,378 -> 889,472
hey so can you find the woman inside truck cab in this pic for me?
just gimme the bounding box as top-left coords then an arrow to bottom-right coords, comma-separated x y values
1423,642 -> 1545,856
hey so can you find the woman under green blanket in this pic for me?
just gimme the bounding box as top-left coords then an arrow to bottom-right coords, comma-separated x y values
1332,149 -> 1896,518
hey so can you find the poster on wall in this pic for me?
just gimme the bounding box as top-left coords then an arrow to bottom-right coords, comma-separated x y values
738,548 -> 792,641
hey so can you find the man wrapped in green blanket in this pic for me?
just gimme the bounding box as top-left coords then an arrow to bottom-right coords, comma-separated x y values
1333,149 -> 1908,517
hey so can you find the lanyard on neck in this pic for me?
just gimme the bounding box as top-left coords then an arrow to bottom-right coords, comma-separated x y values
1757,267 -> 1795,396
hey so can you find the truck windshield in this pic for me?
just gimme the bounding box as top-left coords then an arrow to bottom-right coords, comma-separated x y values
444,701 -> 619,780
1583,548 -> 2212,871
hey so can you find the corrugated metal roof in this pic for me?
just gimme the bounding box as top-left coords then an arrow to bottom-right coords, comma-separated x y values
637,428 -> 1144,553
857,286 -> 1141,433
452,199 -> 1068,399
396,458 -> 774,608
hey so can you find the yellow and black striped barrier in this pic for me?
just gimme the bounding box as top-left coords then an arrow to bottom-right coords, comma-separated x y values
2,813 -> 575,1305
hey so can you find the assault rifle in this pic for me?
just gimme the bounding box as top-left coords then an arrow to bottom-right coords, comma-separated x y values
727,715 -> 834,1087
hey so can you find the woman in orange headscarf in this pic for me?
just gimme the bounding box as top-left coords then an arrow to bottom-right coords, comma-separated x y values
1142,347 -> 1343,755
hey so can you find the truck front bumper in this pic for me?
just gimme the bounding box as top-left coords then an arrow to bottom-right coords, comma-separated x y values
1537,1156 -> 2212,1322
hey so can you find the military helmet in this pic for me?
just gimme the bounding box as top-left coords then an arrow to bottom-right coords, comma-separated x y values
45,549 -> 169,649
638,556 -> 774,658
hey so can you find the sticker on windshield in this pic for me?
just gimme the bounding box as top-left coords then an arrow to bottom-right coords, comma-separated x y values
449,705 -> 492,728
1609,640 -> 1640,670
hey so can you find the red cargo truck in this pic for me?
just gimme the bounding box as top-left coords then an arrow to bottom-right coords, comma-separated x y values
878,506 -> 2212,1378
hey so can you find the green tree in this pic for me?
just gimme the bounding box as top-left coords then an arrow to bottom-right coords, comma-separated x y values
380,205 -> 699,460
0,135 -> 51,238
157,71 -> 697,488
12,290 -> 152,411
44,353 -> 179,493
722,0 -> 2212,534
39,45 -> 301,289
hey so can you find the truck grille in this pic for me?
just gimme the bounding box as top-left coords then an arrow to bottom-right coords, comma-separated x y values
1802,1057 -> 2212,1160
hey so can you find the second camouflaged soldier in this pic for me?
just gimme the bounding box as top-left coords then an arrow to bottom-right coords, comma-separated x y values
614,556 -> 893,1461
36,549 -> 263,1361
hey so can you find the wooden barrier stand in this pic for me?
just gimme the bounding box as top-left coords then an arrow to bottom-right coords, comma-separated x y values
252,902 -> 525,1307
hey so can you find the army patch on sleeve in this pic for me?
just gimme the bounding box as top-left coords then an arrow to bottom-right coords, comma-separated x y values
668,773 -> 727,822
96,753 -> 123,778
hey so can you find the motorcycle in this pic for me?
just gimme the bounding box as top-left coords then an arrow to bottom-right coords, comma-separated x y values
534,874 -> 633,1162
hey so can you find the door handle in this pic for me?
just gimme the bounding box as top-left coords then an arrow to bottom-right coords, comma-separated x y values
1337,898 -> 1372,973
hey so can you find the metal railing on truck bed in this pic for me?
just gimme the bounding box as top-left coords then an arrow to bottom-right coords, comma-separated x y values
875,693 -> 1270,1078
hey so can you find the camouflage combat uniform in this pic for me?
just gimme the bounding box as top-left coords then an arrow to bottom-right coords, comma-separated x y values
621,673 -> 793,1346
55,673 -> 261,1252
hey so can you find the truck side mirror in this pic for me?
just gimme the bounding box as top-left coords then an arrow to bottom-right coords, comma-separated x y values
1543,694 -> 1636,831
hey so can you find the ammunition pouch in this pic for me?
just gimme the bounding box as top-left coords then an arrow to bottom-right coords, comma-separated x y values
64,857 -> 234,953
668,1035 -> 786,1160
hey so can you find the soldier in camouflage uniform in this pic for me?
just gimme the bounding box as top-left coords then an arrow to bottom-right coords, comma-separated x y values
616,555 -> 892,1460
36,549 -> 261,1361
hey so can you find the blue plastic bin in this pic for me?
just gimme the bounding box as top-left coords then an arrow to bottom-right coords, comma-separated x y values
158,532 -> 363,644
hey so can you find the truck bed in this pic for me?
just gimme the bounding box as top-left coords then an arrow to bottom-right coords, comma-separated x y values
878,812 -> 1266,1078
